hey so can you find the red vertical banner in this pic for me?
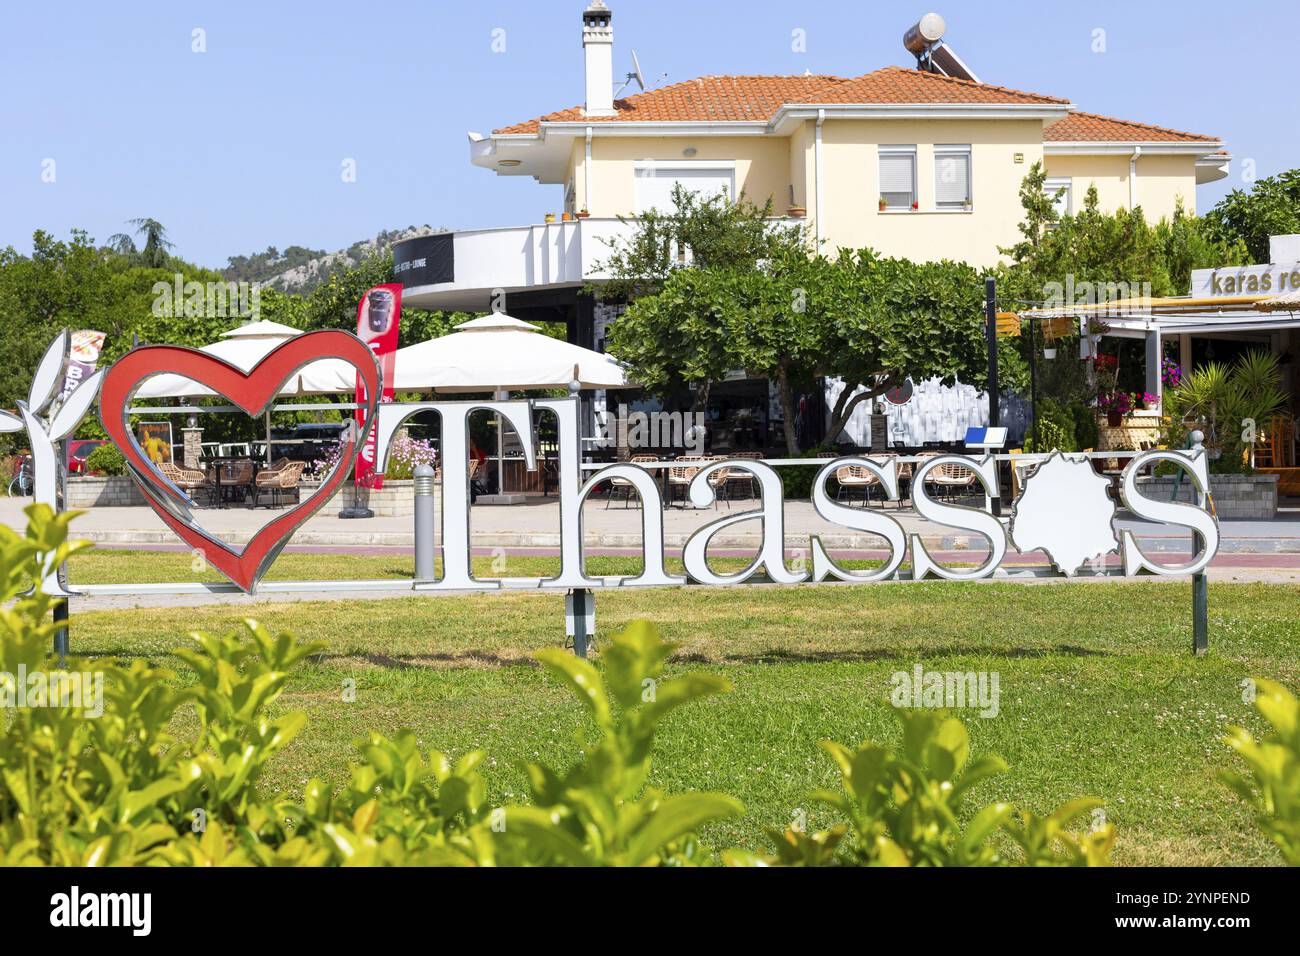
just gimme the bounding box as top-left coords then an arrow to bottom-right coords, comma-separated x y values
354,283 -> 401,489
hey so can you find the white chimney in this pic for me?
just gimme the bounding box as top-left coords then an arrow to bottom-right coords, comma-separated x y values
582,2 -> 615,117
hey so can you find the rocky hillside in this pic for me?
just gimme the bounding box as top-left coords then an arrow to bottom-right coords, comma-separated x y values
222,226 -> 444,293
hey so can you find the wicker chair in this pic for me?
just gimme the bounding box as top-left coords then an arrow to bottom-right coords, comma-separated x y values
257,461 -> 305,508
927,460 -> 978,500
834,463 -> 879,506
254,460 -> 289,507
159,461 -> 213,505
666,456 -> 713,508
726,451 -> 764,500
605,455 -> 657,509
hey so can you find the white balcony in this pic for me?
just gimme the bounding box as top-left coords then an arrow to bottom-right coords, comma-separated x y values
397,218 -> 635,312
395,216 -> 799,312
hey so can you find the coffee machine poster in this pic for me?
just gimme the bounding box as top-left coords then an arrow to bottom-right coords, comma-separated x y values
354,283 -> 401,489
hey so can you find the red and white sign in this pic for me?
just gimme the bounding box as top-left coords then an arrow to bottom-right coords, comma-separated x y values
353,284 -> 402,489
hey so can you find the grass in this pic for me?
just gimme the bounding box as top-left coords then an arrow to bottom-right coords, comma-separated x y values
63,550 -> 1300,866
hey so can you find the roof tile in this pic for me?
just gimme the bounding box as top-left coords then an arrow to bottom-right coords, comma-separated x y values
1043,110 -> 1218,143
491,67 -> 1064,134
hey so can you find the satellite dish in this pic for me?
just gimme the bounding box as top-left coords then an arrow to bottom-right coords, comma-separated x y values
615,50 -> 647,98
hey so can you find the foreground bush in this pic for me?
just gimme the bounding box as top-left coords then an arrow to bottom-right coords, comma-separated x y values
2,504 -> 1110,866
1222,679 -> 1300,865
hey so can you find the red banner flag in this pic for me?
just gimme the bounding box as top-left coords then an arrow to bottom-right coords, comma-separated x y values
353,284 -> 401,489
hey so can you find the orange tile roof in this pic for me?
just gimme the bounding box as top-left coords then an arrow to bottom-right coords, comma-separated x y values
491,69 -> 1222,149
492,74 -> 847,134
793,66 -> 1069,106
491,67 -> 1066,134
1043,110 -> 1218,143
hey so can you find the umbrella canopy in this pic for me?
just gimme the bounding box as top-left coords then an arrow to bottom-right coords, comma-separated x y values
133,320 -> 348,399
314,314 -> 633,394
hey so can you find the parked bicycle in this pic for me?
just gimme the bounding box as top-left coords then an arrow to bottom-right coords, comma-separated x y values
7,454 -> 33,497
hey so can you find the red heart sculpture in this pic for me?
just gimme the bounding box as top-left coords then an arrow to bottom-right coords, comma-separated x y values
99,330 -> 380,592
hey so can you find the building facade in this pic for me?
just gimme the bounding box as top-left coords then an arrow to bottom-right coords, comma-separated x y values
394,2 -> 1233,450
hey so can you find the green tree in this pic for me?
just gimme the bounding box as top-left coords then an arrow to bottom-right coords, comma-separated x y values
1204,169 -> 1300,263
597,184 -> 805,300
106,217 -> 174,268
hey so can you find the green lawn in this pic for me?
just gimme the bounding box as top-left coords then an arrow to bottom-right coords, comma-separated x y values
63,550 -> 1300,865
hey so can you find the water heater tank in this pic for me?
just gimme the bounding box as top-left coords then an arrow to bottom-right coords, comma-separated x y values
903,13 -> 946,56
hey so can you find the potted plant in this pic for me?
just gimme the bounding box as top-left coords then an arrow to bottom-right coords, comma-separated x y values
878,197 -> 888,212
1098,391 -> 1132,427
911,200 -> 919,211
561,211 -> 572,221
786,204 -> 806,218
576,208 -> 590,219
544,213 -> 556,224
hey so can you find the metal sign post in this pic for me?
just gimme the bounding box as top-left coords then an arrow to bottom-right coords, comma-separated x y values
984,277 -> 1001,517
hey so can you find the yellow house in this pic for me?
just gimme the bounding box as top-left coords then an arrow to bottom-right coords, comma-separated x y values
468,3 -> 1227,271
392,2 -> 1233,450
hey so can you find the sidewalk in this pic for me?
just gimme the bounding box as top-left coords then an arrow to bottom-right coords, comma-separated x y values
4,494 -> 1299,554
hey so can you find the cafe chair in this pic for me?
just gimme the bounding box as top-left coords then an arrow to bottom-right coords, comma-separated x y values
727,451 -> 764,500
834,463 -> 878,507
927,460 -> 978,501
159,462 -> 214,506
606,455 -> 657,509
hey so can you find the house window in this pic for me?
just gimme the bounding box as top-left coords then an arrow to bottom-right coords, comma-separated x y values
934,145 -> 972,210
633,161 -> 735,214
878,146 -> 916,210
1043,177 -> 1072,217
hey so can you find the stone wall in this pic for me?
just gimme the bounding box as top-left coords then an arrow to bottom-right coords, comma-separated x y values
300,479 -> 415,517
1136,473 -> 1279,520
66,476 -> 148,508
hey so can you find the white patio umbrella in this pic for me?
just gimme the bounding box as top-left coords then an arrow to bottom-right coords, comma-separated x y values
327,314 -> 634,496
133,320 -> 347,465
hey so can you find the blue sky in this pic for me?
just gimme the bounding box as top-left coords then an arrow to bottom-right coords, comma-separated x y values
2,0 -> 1295,269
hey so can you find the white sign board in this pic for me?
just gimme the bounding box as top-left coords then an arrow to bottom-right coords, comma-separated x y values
1190,262 -> 1300,297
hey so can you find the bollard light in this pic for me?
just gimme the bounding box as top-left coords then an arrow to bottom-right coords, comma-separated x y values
413,462 -> 436,582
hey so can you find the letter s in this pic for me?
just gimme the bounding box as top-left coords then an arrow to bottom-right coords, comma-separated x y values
1119,450 -> 1219,575
909,455 -> 1007,579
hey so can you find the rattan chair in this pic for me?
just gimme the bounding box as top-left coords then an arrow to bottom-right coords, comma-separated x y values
927,460 -> 978,500
834,462 -> 879,506
258,460 -> 305,508
160,461 -> 214,505
666,456 -> 712,508
606,455 -> 657,509
726,451 -> 764,500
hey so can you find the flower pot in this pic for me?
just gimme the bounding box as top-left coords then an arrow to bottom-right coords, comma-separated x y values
576,210 -> 590,219
1106,410 -> 1123,427
878,200 -> 888,212
561,212 -> 572,221
544,213 -> 556,224
1042,347 -> 1056,360
786,205 -> 806,218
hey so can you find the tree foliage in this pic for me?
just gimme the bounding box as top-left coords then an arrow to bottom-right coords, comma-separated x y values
1204,168 -> 1300,264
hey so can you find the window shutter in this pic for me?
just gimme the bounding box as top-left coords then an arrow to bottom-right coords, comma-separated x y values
879,150 -> 915,207
935,151 -> 970,207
